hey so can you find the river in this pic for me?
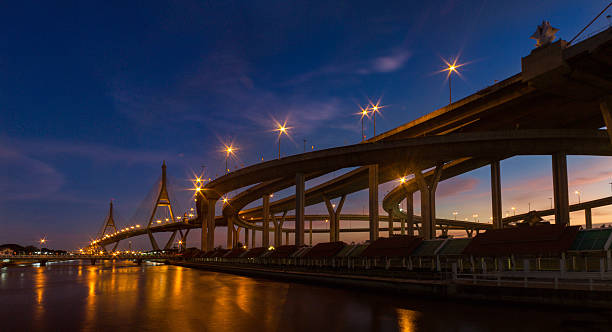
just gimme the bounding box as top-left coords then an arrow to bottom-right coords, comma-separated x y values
0,260 -> 610,331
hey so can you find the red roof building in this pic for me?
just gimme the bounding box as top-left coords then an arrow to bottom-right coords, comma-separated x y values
302,242 -> 346,258
360,236 -> 423,257
463,224 -> 580,256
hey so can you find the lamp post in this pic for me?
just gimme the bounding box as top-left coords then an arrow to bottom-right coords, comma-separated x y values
368,100 -> 383,137
452,211 -> 458,220
40,238 -> 46,254
359,106 -> 369,142
275,122 -> 289,159
511,206 -> 516,216
574,190 -> 581,204
222,144 -> 236,174
441,57 -> 465,105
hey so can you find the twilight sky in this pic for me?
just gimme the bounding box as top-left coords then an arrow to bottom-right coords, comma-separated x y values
1,1 -> 611,250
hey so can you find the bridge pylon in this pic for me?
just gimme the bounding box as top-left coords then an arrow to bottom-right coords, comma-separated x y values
95,200 -> 119,253
146,161 -> 176,251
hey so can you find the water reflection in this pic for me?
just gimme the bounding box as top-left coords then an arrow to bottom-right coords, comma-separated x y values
0,261 -> 610,331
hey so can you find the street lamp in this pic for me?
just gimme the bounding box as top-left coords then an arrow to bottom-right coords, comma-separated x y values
274,122 -> 290,159
452,211 -> 458,220
359,105 -> 369,142
40,238 -> 46,253
511,206 -> 516,216
574,190 -> 581,204
441,57 -> 466,105
223,144 -> 235,174
368,99 -> 384,137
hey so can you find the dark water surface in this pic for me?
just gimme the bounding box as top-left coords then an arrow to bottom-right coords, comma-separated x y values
0,260 -> 610,331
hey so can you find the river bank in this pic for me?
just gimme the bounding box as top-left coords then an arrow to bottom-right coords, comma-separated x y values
170,260 -> 612,310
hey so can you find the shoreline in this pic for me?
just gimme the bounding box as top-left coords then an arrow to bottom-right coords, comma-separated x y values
170,260 -> 612,310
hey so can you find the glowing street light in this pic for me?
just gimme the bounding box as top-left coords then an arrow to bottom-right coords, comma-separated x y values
40,238 -> 46,252
368,99 -> 384,137
274,121 -> 290,159
574,190 -> 581,204
452,211 -> 458,220
511,206 -> 516,216
224,144 -> 236,174
441,57 -> 466,105
358,105 -> 370,142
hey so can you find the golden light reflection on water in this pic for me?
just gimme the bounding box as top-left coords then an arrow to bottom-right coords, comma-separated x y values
0,261 -> 589,332
33,266 -> 46,322
396,308 -> 420,332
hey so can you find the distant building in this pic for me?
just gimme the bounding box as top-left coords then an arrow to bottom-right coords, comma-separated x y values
0,248 -> 15,256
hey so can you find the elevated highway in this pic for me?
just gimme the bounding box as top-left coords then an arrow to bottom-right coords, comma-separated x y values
88,27 -> 612,252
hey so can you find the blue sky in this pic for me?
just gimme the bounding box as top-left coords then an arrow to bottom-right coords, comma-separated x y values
1,1 -> 611,249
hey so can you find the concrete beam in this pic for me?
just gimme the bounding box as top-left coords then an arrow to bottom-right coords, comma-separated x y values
368,165 -> 379,241
601,96 -> 612,145
491,160 -> 503,229
295,173 -> 305,246
552,153 -> 569,225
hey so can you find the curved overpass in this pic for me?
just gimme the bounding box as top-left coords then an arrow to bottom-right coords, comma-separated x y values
89,27 -> 612,252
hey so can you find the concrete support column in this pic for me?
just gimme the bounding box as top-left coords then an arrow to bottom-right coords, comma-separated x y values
309,219 -> 313,246
552,153 -> 569,225
601,96 -> 612,145
585,208 -> 593,229
206,198 -> 216,251
199,197 -> 207,251
181,229 -> 190,250
388,210 -> 394,237
323,194 -> 346,242
233,226 -> 239,247
251,229 -> 256,248
226,216 -> 233,249
368,165 -> 379,241
165,230 -> 177,250
285,231 -> 290,245
273,211 -> 287,247
406,194 -> 414,236
262,195 -> 270,248
491,160 -> 503,229
414,165 -> 443,240
148,230 -> 160,251
244,228 -> 249,249
295,173 -> 305,246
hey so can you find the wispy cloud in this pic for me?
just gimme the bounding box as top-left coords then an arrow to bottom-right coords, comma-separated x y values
359,50 -> 412,74
287,48 -> 412,85
111,52 -> 347,137
0,145 -> 64,200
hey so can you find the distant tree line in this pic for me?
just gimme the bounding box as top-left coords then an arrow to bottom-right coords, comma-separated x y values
0,244 -> 67,255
